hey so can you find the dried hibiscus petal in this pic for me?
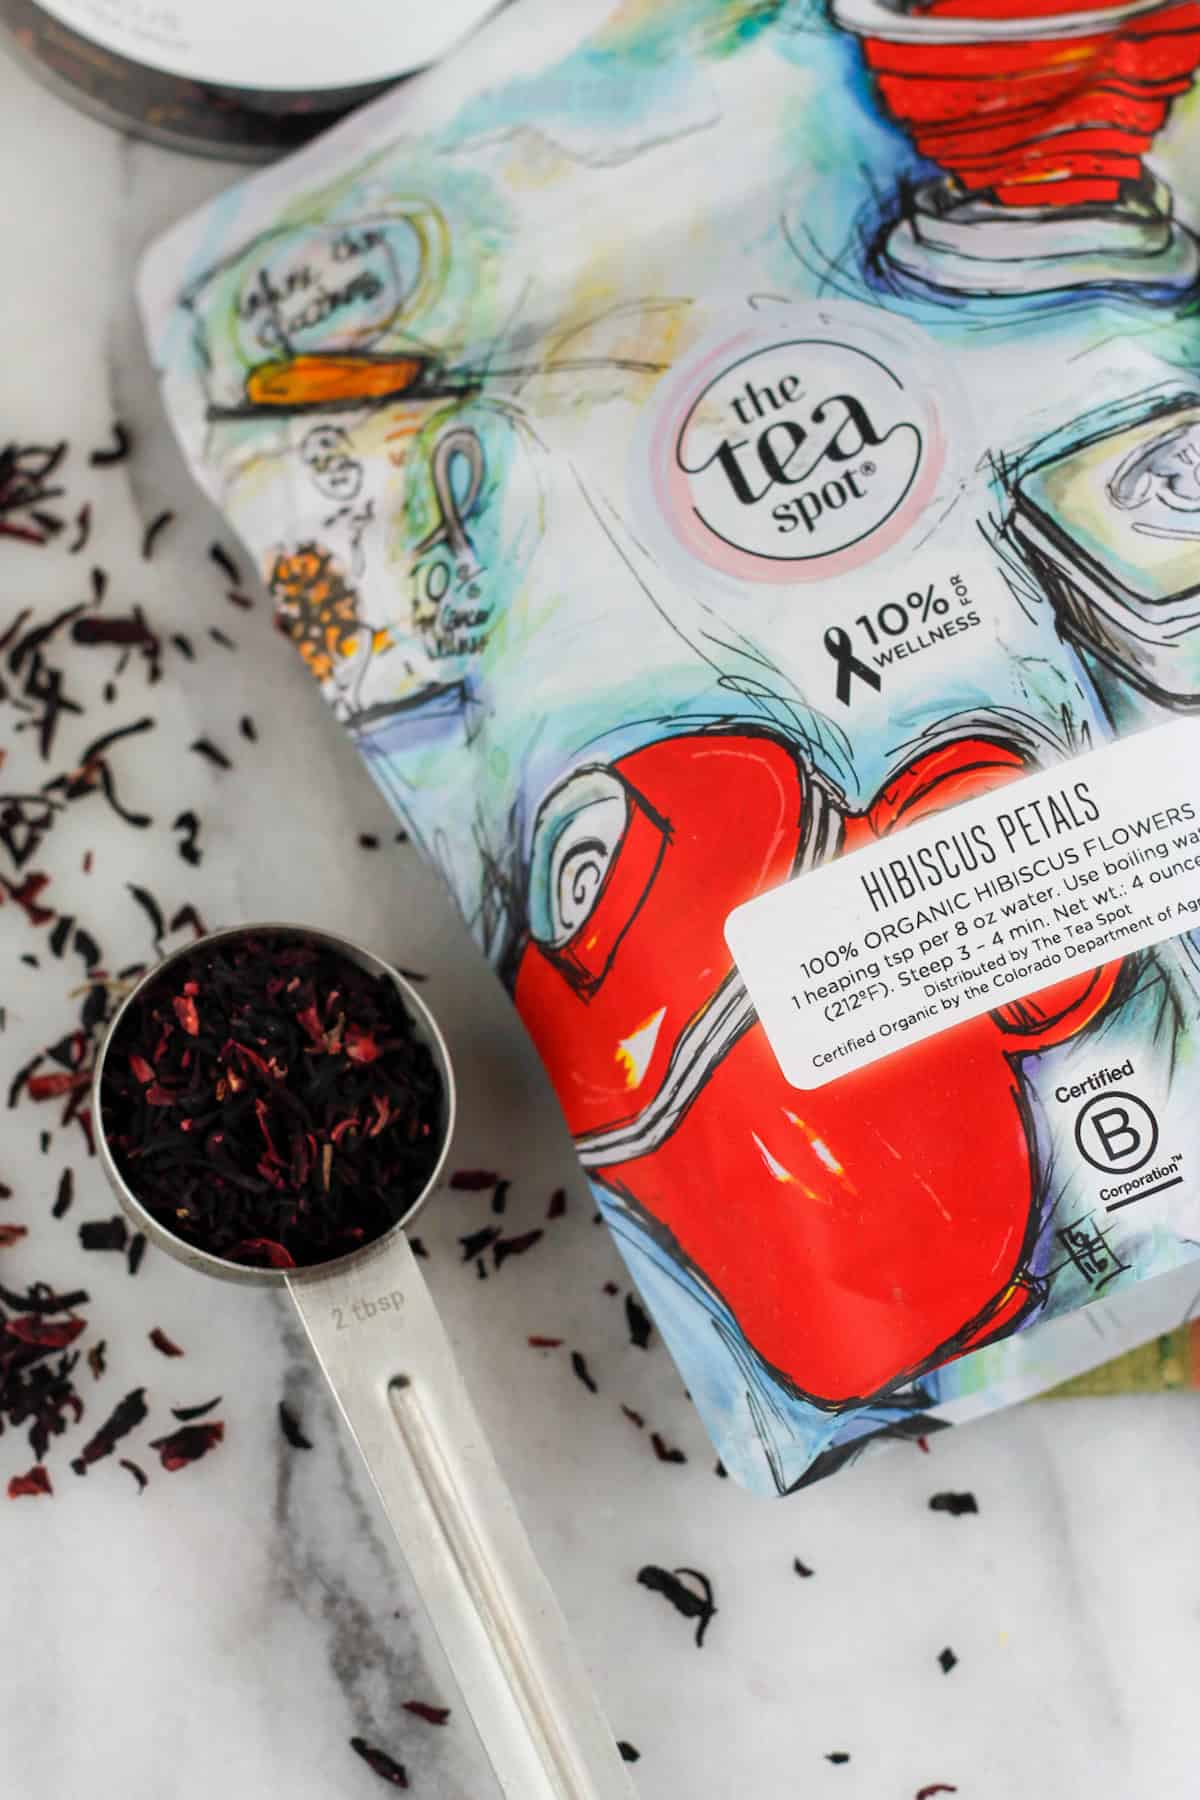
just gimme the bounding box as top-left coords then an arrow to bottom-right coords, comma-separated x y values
72,1387 -> 148,1474
27,1071 -> 89,1101
8,1465 -> 52,1499
148,1421 -> 224,1471
5,1313 -> 85,1349
349,1739 -> 408,1788
227,1238 -> 295,1269
402,1701 -> 450,1726
172,994 -> 200,1036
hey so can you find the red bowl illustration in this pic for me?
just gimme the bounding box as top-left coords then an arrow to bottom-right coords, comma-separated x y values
833,0 -> 1200,209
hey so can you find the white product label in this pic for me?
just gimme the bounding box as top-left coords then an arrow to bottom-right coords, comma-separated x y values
35,0 -> 499,91
725,718 -> 1200,1089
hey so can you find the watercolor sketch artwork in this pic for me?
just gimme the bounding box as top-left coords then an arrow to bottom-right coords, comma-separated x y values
141,0 -> 1200,1493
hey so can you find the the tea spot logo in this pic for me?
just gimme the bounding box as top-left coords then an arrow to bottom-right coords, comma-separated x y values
644,319 -> 947,585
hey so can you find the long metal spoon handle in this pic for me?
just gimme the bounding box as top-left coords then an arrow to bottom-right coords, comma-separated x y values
287,1235 -> 636,1800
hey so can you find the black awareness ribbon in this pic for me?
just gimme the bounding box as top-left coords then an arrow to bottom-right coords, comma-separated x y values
824,626 -> 882,706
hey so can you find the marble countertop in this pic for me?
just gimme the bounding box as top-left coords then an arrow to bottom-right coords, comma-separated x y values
3,43 -> 1200,1800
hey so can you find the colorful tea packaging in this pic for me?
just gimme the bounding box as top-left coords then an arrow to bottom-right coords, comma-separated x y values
141,0 -> 1200,1493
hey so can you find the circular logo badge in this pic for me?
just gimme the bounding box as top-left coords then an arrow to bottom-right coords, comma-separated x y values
640,311 -> 948,586
1074,1091 -> 1159,1175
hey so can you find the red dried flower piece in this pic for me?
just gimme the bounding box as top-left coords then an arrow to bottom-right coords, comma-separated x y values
8,1465 -> 52,1499
26,1070 -> 88,1101
172,994 -> 200,1037
5,1313 -> 86,1349
0,1224 -> 29,1248
345,1025 -> 380,1064
227,1238 -> 295,1269
149,1421 -> 224,1471
148,1327 -> 184,1358
401,1701 -> 450,1726
349,1739 -> 408,1787
296,1003 -> 324,1047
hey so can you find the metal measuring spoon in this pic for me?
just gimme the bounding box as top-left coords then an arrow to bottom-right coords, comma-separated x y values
92,923 -> 636,1800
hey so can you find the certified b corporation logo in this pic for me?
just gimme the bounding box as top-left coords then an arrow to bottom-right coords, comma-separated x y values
644,317 -> 946,585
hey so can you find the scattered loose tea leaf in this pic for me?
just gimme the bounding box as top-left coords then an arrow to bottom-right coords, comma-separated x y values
79,1217 -> 128,1252
358,833 -> 379,849
239,715 -> 257,742
402,1702 -> 450,1726
916,1787 -> 958,1798
826,1752 -> 850,1765
148,1327 -> 184,1358
459,1225 -> 500,1263
140,509 -> 175,560
209,627 -> 236,649
449,1169 -> 498,1191
126,882 -> 165,941
67,503 -> 91,554
172,810 -> 202,866
0,1281 -> 88,1314
87,1340 -> 106,1380
625,1293 -> 653,1350
491,1178 -> 510,1216
547,1187 -> 566,1220
650,1431 -> 686,1464
929,1492 -> 978,1517
189,737 -> 231,770
793,1557 -> 814,1578
714,1461 -> 728,1479
73,926 -> 101,968
149,1421 -> 224,1471
127,1233 -> 147,1276
494,1229 -> 541,1268
571,1351 -> 597,1394
168,903 -> 206,938
938,1648 -> 958,1674
349,1738 -> 408,1788
528,1336 -> 562,1349
119,1458 -> 148,1492
636,1566 -> 716,1647
8,1464 -> 52,1498
51,1168 -> 74,1218
72,1387 -> 148,1473
210,543 -> 239,583
171,632 -> 195,661
617,1743 -> 640,1764
171,1396 -> 221,1422
279,1400 -> 312,1449
89,424 -> 131,466
621,1405 -> 645,1429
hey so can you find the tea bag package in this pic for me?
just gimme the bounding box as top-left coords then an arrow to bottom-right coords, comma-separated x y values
141,0 -> 1200,1494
